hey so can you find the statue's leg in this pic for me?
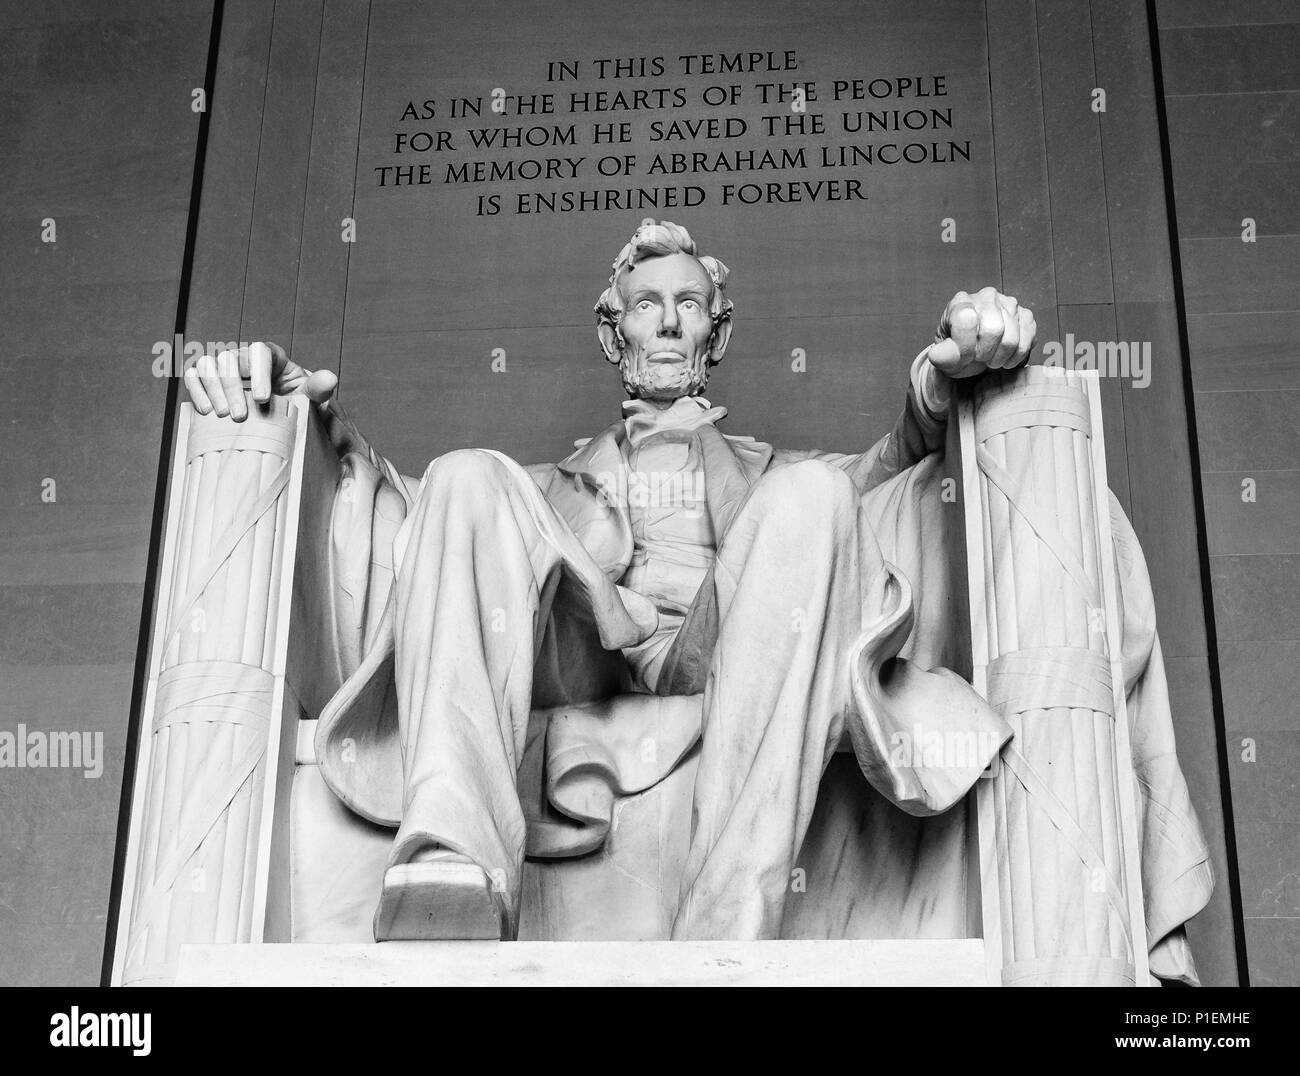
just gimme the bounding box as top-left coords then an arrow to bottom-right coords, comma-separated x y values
378,449 -> 618,940
672,459 -> 889,940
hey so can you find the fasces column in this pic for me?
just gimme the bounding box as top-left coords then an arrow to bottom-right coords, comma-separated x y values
959,367 -> 1149,987
116,397 -> 306,986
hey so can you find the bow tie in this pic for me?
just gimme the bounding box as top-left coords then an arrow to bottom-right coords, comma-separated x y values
622,396 -> 729,449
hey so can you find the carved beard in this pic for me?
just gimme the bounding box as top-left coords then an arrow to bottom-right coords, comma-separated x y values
618,346 -> 712,400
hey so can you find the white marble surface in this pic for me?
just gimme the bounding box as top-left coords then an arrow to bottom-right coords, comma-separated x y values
176,939 -> 987,987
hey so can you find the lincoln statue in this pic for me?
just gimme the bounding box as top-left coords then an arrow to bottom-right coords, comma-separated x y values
181,221 -> 1211,979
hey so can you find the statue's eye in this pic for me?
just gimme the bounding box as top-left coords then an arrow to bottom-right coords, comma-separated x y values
635,299 -> 655,312
680,299 -> 700,311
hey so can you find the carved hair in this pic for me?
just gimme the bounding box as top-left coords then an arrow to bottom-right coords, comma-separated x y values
594,220 -> 733,336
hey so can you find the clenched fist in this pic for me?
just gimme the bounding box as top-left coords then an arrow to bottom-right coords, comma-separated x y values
184,341 -> 337,421
927,287 -> 1036,380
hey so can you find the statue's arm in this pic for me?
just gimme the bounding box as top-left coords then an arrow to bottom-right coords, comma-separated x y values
316,396 -> 420,507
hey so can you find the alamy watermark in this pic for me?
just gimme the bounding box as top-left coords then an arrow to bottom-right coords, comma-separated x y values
0,725 -> 104,778
587,468 -> 707,516
50,1008 -> 150,1055
889,724 -> 1004,776
150,335 -> 255,378
1041,333 -> 1151,389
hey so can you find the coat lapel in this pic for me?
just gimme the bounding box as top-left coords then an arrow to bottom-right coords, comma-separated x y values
695,425 -> 772,539
548,412 -> 776,578
548,422 -> 635,579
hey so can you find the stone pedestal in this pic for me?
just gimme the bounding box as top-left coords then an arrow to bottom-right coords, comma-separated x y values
175,939 -> 987,987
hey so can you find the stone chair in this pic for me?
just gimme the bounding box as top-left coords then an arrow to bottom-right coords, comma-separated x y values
109,367 -> 1158,987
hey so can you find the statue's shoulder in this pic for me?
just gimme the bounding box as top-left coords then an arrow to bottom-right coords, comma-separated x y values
552,421 -> 626,475
567,416 -> 625,453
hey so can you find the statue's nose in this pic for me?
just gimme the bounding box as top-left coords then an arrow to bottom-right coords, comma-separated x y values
659,304 -> 682,337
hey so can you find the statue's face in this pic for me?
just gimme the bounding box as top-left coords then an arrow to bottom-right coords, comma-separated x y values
603,253 -> 729,400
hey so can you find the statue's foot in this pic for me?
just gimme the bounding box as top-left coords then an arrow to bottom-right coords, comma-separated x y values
373,852 -> 510,942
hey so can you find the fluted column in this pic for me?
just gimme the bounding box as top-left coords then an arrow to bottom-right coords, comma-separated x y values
115,396 -> 308,986
958,366 -> 1148,986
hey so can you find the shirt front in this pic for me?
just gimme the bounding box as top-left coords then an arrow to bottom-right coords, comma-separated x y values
618,395 -> 726,691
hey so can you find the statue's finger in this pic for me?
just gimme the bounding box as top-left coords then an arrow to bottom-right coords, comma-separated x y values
1020,307 -> 1036,344
263,341 -> 291,378
303,368 -> 338,405
248,342 -> 273,403
183,366 -> 212,415
994,299 -> 1020,367
945,300 -> 980,358
197,353 -> 230,417
927,337 -> 964,375
940,291 -> 970,328
216,349 -> 247,421
1016,310 -> 1037,364
975,303 -> 1005,366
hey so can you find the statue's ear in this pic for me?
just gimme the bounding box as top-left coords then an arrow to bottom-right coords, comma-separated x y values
708,316 -> 733,365
597,321 -> 622,365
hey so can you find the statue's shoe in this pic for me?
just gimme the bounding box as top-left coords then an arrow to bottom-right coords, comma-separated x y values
373,855 -> 510,942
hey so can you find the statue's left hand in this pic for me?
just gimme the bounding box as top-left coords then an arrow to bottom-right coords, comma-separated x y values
927,287 -> 1036,380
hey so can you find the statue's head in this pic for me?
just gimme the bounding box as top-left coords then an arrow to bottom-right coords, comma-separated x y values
595,220 -> 733,400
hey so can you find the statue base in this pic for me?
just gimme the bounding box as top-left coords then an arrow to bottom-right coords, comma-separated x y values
174,939 -> 987,986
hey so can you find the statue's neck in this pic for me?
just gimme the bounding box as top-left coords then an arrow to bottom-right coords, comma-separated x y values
628,396 -> 682,412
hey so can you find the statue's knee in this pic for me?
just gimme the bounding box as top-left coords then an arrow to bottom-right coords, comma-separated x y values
422,448 -> 509,490
756,459 -> 857,520
413,451 -> 517,523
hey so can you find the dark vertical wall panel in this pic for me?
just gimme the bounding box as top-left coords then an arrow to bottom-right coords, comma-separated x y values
985,0 -> 1058,331
0,0 -> 214,986
1156,0 -> 1300,986
1036,0 -> 1114,305
291,0 -> 371,374
239,0 -> 324,346
185,0 -> 276,344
